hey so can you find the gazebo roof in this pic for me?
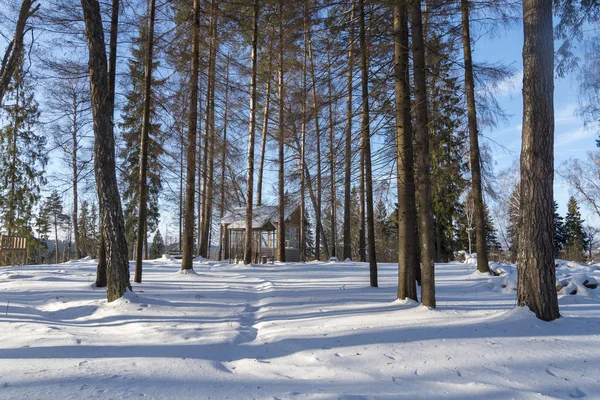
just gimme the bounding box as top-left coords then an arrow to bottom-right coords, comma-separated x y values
220,205 -> 297,230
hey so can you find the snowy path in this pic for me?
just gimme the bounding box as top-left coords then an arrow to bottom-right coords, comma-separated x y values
0,259 -> 599,399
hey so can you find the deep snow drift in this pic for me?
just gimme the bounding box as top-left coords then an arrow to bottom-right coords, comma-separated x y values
0,258 -> 599,399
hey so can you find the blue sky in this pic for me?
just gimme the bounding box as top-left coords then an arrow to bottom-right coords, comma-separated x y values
474,22 -> 599,226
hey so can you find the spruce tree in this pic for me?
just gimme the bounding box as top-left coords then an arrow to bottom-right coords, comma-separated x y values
43,191 -> 68,264
0,53 -> 46,237
118,21 -> 163,260
149,230 -> 165,259
564,196 -> 586,261
553,201 -> 566,257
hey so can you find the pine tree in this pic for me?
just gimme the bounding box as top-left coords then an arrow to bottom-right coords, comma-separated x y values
149,230 -> 165,259
118,20 -> 163,260
564,196 -> 586,261
0,53 -> 46,237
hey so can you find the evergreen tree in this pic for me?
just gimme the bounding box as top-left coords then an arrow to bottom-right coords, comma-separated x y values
564,196 -> 586,261
42,191 -> 68,264
553,201 -> 566,257
149,229 -> 165,259
118,20 -> 163,259
78,200 -> 91,257
484,204 -> 501,251
0,53 -> 47,236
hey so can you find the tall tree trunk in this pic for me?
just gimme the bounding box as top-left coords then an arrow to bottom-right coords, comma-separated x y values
358,0 -> 377,286
179,124 -> 184,251
299,3 -> 307,263
72,94 -> 81,259
393,3 -> 418,301
0,0 -> 38,105
197,77 -> 204,256
408,0 -> 435,307
277,0 -> 286,262
181,0 -> 201,271
518,0 -> 560,321
54,217 -> 59,265
343,1 -> 355,261
327,45 -> 337,259
257,43 -> 273,207
308,35 -> 322,261
81,0 -> 131,302
243,0 -> 259,265
97,0 -> 119,288
461,0 -> 489,274
200,1 -> 218,258
218,57 -> 230,261
134,0 -> 156,283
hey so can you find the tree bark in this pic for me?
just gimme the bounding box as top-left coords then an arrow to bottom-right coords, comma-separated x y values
200,0 -> 218,259
408,0 -> 435,307
461,0 -> 489,274
218,57 -> 230,261
518,0 -> 560,321
327,45 -> 337,259
134,0 -> 156,283
393,3 -> 418,301
96,0 -> 119,288
72,92 -> 81,259
181,0 -> 201,271
300,0 -> 307,262
343,1 -> 355,261
307,37 -> 322,260
243,0 -> 259,265
277,0 -> 286,262
359,0 -> 377,287
0,0 -> 38,105
257,42 -> 273,208
81,0 -> 131,302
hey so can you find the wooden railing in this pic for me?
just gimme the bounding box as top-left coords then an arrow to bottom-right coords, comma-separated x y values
0,235 -> 28,266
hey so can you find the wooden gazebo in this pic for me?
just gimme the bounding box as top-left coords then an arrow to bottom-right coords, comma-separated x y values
220,205 -> 301,263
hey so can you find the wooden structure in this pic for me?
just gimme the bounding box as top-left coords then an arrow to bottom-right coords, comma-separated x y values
0,235 -> 28,266
221,205 -> 301,263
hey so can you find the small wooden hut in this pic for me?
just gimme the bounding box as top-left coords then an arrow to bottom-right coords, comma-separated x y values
220,205 -> 301,263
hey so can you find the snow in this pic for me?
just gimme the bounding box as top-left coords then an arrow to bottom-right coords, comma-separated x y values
1,258 -> 600,399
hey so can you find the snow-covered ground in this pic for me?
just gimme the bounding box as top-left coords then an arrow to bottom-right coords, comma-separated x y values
0,258 -> 599,399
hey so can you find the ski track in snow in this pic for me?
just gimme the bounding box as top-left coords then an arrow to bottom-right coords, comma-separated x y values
0,259 -> 599,399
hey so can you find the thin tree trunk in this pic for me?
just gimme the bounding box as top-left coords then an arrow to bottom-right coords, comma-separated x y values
54,216 -> 59,265
181,0 -> 201,271
307,32 -> 322,261
81,0 -> 131,301
257,42 -> 273,207
243,0 -> 259,265
461,0 -> 489,274
327,45 -> 337,260
72,93 -> 80,259
300,1 -> 307,262
218,56 -> 230,261
277,0 -> 286,262
408,0 -> 435,307
517,0 -> 560,321
179,124 -> 184,251
343,1 -> 355,261
134,0 -> 156,283
359,0 -> 376,286
200,0 -> 218,258
393,3 -> 418,301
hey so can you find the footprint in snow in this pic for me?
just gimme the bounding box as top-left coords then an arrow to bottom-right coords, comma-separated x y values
570,388 -> 586,398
